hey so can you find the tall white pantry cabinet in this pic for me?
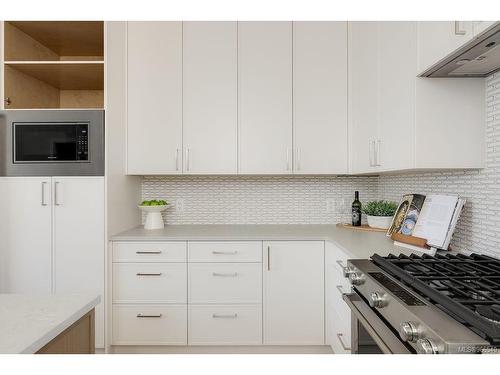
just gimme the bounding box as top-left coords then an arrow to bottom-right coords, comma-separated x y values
0,177 -> 105,348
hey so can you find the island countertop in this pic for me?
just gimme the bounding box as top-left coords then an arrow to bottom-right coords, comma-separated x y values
111,224 -> 417,259
0,294 -> 100,354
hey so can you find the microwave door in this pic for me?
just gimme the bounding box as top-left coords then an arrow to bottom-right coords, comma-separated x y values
14,123 -> 83,163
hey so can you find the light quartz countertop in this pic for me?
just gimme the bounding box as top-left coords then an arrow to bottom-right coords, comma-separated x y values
0,294 -> 100,354
112,224 -> 417,259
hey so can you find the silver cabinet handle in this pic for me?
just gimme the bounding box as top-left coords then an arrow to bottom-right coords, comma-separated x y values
175,148 -> 180,171
454,21 -> 467,35
212,272 -> 238,277
336,260 -> 346,270
185,148 -> 190,172
136,272 -> 162,276
54,181 -> 62,206
212,251 -> 238,255
136,250 -> 162,254
336,285 -> 345,295
137,314 -> 162,318
267,245 -> 271,271
337,333 -> 352,351
375,139 -> 381,166
4,97 -> 11,106
212,313 -> 238,319
41,181 -> 48,206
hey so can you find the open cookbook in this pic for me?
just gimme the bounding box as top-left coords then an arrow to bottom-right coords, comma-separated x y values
386,193 -> 466,250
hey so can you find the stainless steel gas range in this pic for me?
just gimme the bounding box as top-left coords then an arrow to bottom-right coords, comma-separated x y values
342,253 -> 500,354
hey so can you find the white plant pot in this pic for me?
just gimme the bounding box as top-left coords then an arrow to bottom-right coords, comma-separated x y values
138,205 -> 168,230
366,215 -> 393,230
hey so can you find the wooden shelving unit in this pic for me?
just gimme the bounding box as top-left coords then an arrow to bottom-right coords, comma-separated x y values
3,21 -> 104,109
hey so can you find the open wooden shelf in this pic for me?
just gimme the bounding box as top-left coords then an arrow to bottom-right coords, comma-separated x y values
4,21 -> 103,61
5,62 -> 104,90
3,21 -> 104,109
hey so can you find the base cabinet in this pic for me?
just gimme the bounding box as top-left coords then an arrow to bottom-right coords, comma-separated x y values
325,242 -> 352,353
111,240 -> 330,347
263,241 -> 325,345
0,176 -> 105,348
188,305 -> 262,345
112,305 -> 187,345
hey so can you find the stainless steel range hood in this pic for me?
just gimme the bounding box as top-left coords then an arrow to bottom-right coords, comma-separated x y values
420,22 -> 500,77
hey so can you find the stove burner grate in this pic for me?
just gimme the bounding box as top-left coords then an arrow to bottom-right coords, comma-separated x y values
372,252 -> 500,344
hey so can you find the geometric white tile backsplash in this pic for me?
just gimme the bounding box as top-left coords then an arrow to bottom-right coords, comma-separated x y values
143,72 -> 500,258
143,175 -> 378,225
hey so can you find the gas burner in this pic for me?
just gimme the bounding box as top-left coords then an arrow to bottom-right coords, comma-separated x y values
476,305 -> 500,325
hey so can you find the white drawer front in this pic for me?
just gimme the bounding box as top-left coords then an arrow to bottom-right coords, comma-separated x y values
188,241 -> 262,262
327,303 -> 351,353
112,305 -> 187,345
113,263 -> 187,303
189,305 -> 262,345
112,241 -> 187,262
189,263 -> 262,304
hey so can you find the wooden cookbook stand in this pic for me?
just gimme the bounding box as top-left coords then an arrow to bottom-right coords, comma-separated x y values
391,232 -> 437,255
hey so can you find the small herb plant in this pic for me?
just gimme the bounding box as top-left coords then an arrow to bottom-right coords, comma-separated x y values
139,199 -> 168,206
362,200 -> 398,217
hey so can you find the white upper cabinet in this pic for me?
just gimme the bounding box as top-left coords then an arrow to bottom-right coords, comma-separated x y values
349,21 -> 485,174
183,22 -> 238,174
378,22 -> 416,172
293,22 -> 348,174
349,22 -> 380,174
238,22 -> 293,174
126,22 -> 182,174
0,177 -> 52,294
417,21 -> 475,74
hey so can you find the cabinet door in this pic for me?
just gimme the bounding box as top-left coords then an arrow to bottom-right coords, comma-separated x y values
183,22 -> 237,174
378,22 -> 416,172
126,22 -> 182,174
293,22 -> 348,174
349,22 -> 380,174
0,177 -> 52,293
53,177 -> 105,348
263,241 -> 324,345
417,21 -> 474,73
238,22 -> 293,174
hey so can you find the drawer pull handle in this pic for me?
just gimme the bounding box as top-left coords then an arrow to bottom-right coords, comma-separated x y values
212,313 -> 238,319
212,251 -> 238,255
336,285 -> 346,295
212,272 -> 238,277
136,251 -> 162,254
137,314 -> 162,318
336,333 -> 351,351
136,272 -> 162,276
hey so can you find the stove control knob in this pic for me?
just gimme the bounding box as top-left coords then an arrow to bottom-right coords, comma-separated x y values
416,338 -> 440,354
399,322 -> 419,342
369,292 -> 386,308
349,272 -> 365,286
342,266 -> 355,278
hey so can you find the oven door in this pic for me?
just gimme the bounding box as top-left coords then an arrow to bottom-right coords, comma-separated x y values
343,292 -> 413,354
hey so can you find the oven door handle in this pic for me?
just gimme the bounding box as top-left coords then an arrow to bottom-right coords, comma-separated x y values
343,292 -> 412,354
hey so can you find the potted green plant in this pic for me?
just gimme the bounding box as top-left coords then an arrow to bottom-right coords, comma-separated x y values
362,200 -> 398,229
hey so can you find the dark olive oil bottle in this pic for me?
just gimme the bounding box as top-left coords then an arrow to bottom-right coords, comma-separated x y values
352,191 -> 362,227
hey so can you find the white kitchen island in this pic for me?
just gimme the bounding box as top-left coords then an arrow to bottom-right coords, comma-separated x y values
0,294 -> 100,354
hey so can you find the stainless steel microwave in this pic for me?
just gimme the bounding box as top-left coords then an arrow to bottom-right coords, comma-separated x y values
0,110 -> 104,176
